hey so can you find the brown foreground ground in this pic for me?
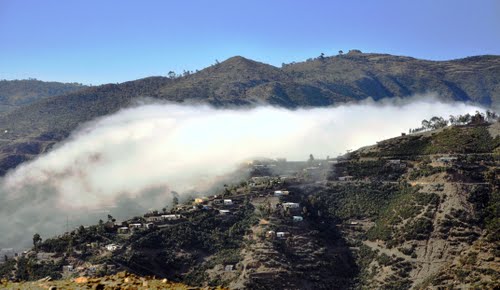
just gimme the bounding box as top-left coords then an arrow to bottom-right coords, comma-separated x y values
0,272 -> 227,290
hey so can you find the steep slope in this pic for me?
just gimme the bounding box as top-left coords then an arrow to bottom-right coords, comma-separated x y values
0,79 -> 88,114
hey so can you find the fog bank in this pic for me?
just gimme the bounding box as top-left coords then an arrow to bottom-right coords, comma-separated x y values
0,96 -> 482,248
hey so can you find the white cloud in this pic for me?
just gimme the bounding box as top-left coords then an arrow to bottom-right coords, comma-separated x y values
0,95 -> 483,248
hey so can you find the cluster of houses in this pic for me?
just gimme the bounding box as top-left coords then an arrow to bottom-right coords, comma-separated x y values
266,231 -> 290,239
115,214 -> 184,234
249,176 -> 286,188
62,263 -> 116,277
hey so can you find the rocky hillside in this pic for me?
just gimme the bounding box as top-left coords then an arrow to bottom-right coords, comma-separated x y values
0,79 -> 87,114
1,121 -> 498,289
0,52 -> 498,175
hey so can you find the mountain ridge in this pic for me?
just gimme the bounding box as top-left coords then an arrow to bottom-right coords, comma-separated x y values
0,79 -> 88,114
0,51 -> 498,175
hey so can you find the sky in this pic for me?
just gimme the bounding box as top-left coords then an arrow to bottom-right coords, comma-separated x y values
0,0 -> 498,85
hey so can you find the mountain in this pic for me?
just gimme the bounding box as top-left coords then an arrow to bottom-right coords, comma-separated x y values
0,52 -> 499,174
0,79 -> 88,114
1,121 -> 498,289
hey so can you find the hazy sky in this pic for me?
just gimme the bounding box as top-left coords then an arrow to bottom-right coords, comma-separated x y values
0,0 -> 498,85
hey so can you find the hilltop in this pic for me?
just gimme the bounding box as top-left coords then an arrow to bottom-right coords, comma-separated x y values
2,119 -> 498,289
0,51 -> 499,175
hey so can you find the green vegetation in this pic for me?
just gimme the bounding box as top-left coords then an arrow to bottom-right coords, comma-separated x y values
302,182 -> 400,221
15,256 -> 63,281
367,185 -> 439,245
408,165 -> 446,180
364,125 -> 500,157
0,259 -> 15,278
0,79 -> 87,113
342,160 -> 406,181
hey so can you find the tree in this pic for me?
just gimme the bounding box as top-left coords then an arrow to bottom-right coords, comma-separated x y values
458,113 -> 471,124
470,111 -> 486,125
449,115 -> 457,126
33,233 -> 42,251
486,110 -> 498,122
429,116 -> 448,129
421,119 -> 430,130
167,71 -> 176,79
338,50 -> 344,55
172,196 -> 179,207
309,154 -> 315,161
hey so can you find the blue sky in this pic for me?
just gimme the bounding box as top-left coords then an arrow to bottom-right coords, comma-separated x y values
0,0 -> 498,85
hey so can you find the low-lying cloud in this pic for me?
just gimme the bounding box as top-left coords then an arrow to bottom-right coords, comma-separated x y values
0,95 -> 483,248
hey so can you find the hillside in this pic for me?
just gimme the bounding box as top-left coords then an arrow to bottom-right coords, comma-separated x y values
0,79 -> 88,114
0,52 -> 498,175
2,121 -> 498,289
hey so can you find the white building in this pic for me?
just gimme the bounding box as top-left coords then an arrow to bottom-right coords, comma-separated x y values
223,199 -> 233,206
161,214 -> 181,220
293,216 -> 304,222
105,244 -> 120,251
283,202 -> 300,209
219,209 -> 231,215
276,232 -> 289,238
146,216 -> 163,222
274,190 -> 290,196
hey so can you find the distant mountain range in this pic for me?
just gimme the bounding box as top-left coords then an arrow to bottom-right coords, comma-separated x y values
0,51 -> 499,174
0,79 -> 88,114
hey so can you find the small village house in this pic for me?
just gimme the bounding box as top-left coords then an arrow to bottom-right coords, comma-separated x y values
224,199 -> 233,206
219,209 -> 231,215
194,197 -> 208,204
266,230 -> 276,239
276,232 -> 289,239
128,223 -> 142,229
283,202 -> 300,209
293,216 -> 304,222
274,190 -> 290,197
105,244 -> 120,251
338,176 -> 354,181
161,214 -> 181,221
117,227 -> 129,234
145,215 -> 162,223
